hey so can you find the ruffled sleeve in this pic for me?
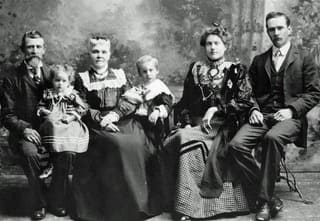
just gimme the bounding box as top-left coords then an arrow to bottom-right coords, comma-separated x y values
112,87 -> 142,119
73,72 -> 102,123
223,62 -> 255,124
67,90 -> 89,120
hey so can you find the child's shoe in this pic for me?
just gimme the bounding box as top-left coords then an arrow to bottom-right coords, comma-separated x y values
39,164 -> 53,179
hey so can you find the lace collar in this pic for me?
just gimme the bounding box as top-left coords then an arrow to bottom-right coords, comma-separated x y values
78,68 -> 127,91
43,87 -> 75,102
206,57 -> 225,69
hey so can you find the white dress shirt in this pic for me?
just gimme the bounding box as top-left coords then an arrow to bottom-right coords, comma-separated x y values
272,41 -> 291,71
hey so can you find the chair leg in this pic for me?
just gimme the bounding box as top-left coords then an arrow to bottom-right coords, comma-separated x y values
279,158 -> 313,205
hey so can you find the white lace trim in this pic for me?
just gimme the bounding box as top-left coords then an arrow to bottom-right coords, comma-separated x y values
144,79 -> 174,101
123,79 -> 174,117
123,79 -> 174,102
78,68 -> 127,91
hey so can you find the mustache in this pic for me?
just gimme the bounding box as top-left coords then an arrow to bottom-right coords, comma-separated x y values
26,56 -> 41,68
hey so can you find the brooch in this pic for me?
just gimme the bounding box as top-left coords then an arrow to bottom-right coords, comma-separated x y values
209,68 -> 219,77
227,79 -> 233,89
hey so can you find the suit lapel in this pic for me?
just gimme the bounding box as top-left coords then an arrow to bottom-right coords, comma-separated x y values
20,62 -> 50,89
264,48 -> 273,80
280,45 -> 298,73
42,65 -> 50,82
18,63 -> 39,89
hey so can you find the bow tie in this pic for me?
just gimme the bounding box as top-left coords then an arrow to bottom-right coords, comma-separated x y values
273,49 -> 283,71
274,49 -> 283,57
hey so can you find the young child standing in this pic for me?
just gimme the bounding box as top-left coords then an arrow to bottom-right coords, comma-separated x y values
37,64 -> 89,178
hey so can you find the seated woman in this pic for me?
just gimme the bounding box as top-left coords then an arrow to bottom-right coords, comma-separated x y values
72,44 -> 174,221
162,23 -> 255,220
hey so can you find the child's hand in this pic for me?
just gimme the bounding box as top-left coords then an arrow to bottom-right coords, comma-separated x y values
148,109 -> 160,125
61,115 -> 75,124
184,124 -> 192,129
40,108 -> 51,116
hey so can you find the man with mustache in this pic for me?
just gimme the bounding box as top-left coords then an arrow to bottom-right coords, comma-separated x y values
1,31 -> 73,220
227,12 -> 320,221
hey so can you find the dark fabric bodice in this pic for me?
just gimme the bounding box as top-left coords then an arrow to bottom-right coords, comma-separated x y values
75,68 -> 126,112
175,61 -> 254,127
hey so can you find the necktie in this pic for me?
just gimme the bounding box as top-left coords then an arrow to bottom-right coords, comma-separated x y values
32,67 -> 41,84
273,49 -> 283,71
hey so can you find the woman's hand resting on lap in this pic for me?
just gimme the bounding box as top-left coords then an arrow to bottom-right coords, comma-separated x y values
201,106 -> 218,134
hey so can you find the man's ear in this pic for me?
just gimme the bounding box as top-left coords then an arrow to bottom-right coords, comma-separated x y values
288,25 -> 292,35
43,44 -> 46,54
20,45 -> 25,53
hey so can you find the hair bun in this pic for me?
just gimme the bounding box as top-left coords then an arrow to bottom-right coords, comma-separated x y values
200,23 -> 232,47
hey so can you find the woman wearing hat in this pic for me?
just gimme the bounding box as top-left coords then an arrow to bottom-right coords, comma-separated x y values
162,24 -> 256,220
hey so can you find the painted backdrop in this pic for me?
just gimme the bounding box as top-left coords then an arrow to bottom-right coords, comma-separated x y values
0,0 -> 320,169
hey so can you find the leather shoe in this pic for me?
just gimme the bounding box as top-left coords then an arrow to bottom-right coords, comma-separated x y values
255,202 -> 270,221
270,196 -> 283,217
31,207 -> 46,220
50,207 -> 67,217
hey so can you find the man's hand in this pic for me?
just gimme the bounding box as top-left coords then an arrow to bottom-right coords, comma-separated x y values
273,108 -> 293,121
104,122 -> 120,132
201,107 -> 218,134
249,109 -> 264,125
148,110 -> 160,125
23,128 -> 41,145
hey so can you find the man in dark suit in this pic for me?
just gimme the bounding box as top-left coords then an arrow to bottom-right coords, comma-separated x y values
1,31 -> 72,220
228,12 -> 320,221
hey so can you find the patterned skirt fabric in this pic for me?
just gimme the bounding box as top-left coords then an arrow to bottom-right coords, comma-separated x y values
40,117 -> 89,153
163,126 -> 249,219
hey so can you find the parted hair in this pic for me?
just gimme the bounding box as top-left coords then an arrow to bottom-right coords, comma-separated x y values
20,30 -> 44,51
200,23 -> 232,47
265,11 -> 291,27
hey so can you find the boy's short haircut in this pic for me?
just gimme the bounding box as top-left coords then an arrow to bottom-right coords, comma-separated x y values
136,55 -> 159,74
49,64 -> 75,84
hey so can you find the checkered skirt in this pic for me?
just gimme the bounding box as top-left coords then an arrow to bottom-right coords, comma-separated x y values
171,127 -> 249,218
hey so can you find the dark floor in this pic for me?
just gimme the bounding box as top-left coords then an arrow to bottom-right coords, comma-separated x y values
0,173 -> 320,221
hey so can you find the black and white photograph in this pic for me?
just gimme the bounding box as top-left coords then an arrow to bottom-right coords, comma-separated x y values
0,0 -> 320,220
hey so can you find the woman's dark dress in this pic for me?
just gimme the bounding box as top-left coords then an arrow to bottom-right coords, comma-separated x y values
162,60 -> 255,218
72,69 -> 173,221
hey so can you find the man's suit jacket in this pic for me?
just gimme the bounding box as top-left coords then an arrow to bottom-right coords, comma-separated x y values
249,44 -> 320,148
0,62 -> 51,151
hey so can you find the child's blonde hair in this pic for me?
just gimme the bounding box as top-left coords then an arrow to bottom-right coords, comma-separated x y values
49,64 -> 75,84
136,55 -> 159,75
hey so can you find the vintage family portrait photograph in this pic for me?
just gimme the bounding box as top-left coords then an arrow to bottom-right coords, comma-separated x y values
0,0 -> 320,220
